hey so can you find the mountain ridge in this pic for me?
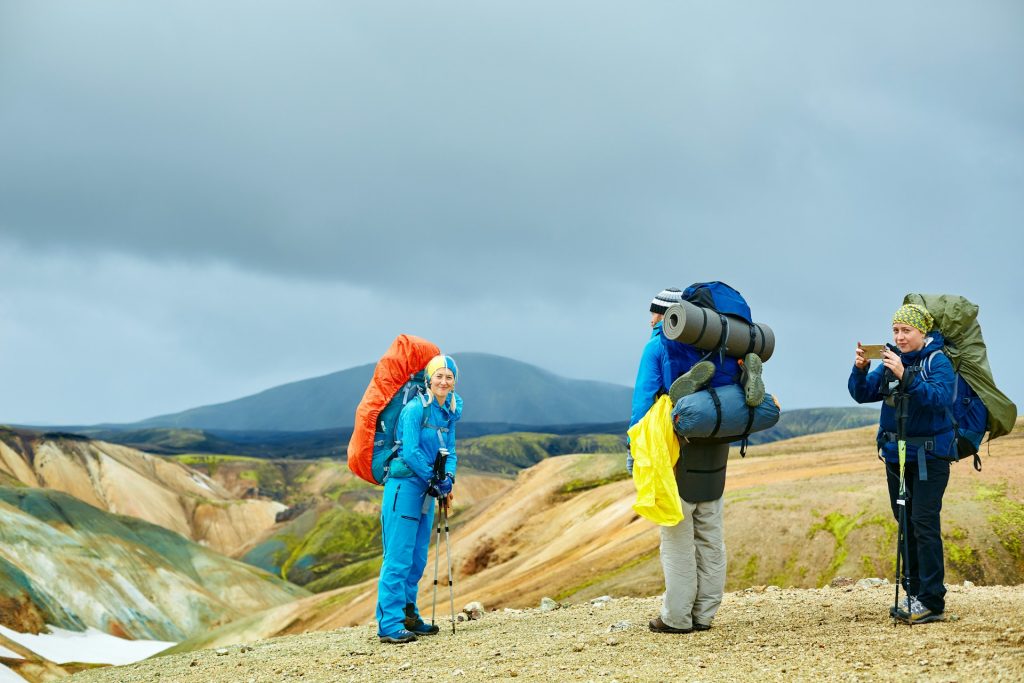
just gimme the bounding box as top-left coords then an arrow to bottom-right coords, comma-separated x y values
112,352 -> 634,432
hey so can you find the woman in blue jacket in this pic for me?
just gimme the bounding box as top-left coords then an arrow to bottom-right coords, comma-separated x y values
376,355 -> 462,643
849,304 -> 954,624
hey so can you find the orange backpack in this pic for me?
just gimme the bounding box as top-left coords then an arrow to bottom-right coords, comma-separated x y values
347,334 -> 440,484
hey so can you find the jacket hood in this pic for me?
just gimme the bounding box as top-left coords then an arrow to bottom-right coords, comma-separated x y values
900,331 -> 946,364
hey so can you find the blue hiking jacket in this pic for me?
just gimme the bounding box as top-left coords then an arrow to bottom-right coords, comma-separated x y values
848,332 -> 955,463
630,323 -> 742,428
391,392 -> 462,484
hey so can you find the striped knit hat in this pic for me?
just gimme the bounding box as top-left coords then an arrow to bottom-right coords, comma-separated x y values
892,304 -> 934,334
425,355 -> 458,384
650,288 -> 683,315
424,354 -> 459,411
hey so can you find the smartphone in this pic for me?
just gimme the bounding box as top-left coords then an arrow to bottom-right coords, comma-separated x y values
860,344 -> 886,360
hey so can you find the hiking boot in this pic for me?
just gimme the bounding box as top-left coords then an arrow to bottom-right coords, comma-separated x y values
379,628 -> 417,644
889,595 -> 913,619
407,620 -> 440,636
739,353 -> 765,407
896,597 -> 945,624
404,603 -> 439,636
648,617 -> 693,634
693,622 -> 711,632
669,361 -> 716,404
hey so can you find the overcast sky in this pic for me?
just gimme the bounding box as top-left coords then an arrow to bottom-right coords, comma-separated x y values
1,1 -> 1021,425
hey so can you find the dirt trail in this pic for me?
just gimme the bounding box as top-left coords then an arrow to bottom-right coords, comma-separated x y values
72,583 -> 1024,682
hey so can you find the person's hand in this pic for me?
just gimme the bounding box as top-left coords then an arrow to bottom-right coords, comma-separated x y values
881,347 -> 904,380
854,342 -> 870,370
435,473 -> 453,497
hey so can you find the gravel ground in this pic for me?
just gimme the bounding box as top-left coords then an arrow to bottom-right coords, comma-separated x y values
71,583 -> 1024,683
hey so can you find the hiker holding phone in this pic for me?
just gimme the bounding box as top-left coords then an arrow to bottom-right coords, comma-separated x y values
375,355 -> 462,643
849,304 -> 955,624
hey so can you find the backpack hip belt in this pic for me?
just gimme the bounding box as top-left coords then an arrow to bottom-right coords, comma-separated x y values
879,431 -> 953,481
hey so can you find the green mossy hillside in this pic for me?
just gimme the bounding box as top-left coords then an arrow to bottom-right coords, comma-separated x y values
242,505 -> 381,589
458,433 -> 625,474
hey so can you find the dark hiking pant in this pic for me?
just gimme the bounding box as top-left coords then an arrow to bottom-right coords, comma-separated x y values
885,458 -> 950,613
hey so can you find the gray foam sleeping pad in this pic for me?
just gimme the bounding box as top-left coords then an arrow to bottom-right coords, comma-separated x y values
662,301 -> 775,361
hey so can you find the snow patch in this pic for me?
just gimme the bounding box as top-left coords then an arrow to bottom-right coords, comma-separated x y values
0,624 -> 175,666
191,474 -> 215,493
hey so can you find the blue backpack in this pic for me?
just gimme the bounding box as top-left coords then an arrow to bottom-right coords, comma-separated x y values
682,281 -> 753,324
371,372 -> 429,483
921,351 -> 989,470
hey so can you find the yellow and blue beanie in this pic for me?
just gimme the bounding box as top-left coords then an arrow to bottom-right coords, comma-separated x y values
424,355 -> 458,410
425,355 -> 458,384
892,304 -> 934,334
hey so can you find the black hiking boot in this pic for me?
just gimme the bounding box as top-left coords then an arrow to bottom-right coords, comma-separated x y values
668,361 -> 716,404
739,353 -> 765,407
648,617 -> 693,634
404,603 -> 439,636
693,622 -> 711,631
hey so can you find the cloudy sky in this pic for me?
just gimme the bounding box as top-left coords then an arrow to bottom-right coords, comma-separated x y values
1,1 -> 1021,425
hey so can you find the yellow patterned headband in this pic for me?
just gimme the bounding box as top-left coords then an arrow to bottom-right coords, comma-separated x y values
892,304 -> 934,334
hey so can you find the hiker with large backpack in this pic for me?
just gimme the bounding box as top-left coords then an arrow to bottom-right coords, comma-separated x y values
849,299 -> 1016,625
628,283 -> 769,635
373,354 -> 463,644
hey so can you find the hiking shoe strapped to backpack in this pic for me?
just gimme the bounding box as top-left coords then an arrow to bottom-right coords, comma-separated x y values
669,361 -> 716,404
739,353 -> 765,407
895,596 -> 945,624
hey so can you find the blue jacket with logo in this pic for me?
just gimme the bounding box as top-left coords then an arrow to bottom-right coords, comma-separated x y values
630,323 -> 741,428
390,392 -> 462,484
848,332 -> 955,463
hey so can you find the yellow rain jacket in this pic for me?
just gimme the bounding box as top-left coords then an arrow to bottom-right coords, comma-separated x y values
626,395 -> 683,526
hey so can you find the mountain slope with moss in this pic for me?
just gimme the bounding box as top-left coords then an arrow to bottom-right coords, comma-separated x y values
0,487 -> 307,643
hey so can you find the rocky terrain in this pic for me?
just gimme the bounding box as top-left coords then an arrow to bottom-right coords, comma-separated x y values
72,583 -> 1024,682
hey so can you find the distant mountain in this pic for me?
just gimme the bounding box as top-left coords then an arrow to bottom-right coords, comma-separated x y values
125,352 -> 632,432
747,406 -> 880,445
80,408 -> 877,463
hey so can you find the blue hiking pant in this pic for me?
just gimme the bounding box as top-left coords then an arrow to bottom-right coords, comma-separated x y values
376,475 -> 436,636
885,459 -> 950,613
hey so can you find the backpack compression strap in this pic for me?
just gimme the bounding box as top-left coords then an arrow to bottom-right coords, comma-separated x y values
706,386 -> 723,438
918,350 -> 982,471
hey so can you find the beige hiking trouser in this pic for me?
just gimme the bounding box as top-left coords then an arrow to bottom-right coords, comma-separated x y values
659,496 -> 726,630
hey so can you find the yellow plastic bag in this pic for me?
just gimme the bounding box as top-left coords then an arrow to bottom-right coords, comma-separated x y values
627,395 -> 683,526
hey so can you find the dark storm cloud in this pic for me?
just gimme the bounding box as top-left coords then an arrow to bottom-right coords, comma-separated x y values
1,2 -> 1022,424
2,1 -> 1021,295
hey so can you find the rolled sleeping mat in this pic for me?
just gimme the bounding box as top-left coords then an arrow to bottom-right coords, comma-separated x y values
675,440 -> 730,503
663,301 -> 775,361
671,384 -> 781,440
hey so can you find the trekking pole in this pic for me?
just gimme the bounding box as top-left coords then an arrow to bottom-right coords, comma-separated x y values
431,498 -> 442,628
442,498 -> 456,634
894,390 -> 912,627
430,447 -> 449,630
